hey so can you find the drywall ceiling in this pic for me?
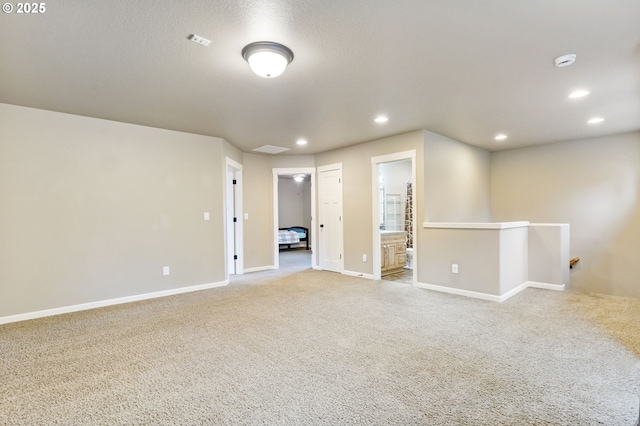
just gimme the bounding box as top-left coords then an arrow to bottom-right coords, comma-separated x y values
1,0 -> 639,154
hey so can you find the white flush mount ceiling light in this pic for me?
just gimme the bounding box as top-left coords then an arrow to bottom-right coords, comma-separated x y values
569,90 -> 590,99
494,134 -> 508,141
296,139 -> 308,146
374,116 -> 388,124
242,41 -> 294,78
587,117 -> 605,124
293,174 -> 305,183
555,54 -> 576,67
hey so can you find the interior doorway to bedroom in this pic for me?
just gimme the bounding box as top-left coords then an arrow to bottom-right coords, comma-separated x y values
272,168 -> 316,271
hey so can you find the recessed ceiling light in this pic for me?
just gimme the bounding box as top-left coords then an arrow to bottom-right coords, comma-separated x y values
374,116 -> 388,124
296,139 -> 308,145
494,134 -> 508,141
587,117 -> 604,124
569,90 -> 590,99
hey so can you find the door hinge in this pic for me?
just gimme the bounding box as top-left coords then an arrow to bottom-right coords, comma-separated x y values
232,179 -> 237,185
233,217 -> 237,222
233,255 -> 238,260
340,254 -> 342,259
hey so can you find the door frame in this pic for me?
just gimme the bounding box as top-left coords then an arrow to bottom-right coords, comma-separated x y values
371,150 -> 417,282
225,157 -> 243,277
272,167 -> 317,270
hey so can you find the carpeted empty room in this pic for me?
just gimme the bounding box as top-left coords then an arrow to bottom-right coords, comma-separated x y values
1,267 -> 639,425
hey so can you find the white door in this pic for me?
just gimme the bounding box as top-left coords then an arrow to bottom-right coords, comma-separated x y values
318,165 -> 343,272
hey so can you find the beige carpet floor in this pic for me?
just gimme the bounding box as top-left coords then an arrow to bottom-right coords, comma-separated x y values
1,264 -> 639,425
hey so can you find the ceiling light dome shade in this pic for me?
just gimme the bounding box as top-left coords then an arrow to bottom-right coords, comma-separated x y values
242,41 -> 294,78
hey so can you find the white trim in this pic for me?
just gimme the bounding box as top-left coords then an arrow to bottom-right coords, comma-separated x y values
342,270 -> 376,280
243,265 -> 276,273
272,167 -> 317,270
423,221 -> 530,230
414,280 -> 563,303
371,150 -> 416,164
499,282 -> 530,301
415,282 -> 503,302
527,281 -> 566,291
371,150 -> 417,283
225,157 -> 244,276
0,280 -> 229,325
317,163 -> 342,173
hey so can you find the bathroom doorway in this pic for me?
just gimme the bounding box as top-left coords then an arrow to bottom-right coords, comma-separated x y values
371,151 -> 416,284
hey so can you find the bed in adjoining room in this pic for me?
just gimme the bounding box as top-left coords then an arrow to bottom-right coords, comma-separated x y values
278,226 -> 309,250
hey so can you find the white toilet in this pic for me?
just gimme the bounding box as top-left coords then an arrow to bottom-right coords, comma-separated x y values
405,247 -> 413,269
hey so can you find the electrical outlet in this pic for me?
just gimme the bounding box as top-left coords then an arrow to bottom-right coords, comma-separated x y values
363,254 -> 367,262
163,266 -> 170,276
452,264 -> 459,274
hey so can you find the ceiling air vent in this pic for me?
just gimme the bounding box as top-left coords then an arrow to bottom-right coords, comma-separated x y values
252,145 -> 290,154
188,34 -> 211,47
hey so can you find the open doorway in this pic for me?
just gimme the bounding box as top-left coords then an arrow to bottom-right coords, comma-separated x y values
272,168 -> 316,271
371,151 -> 416,284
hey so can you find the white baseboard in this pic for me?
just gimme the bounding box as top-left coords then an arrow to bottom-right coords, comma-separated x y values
499,282 -> 530,302
414,282 -> 503,302
342,270 -> 376,280
0,280 -> 229,326
527,281 -> 566,291
243,265 -> 276,273
414,280 -> 563,303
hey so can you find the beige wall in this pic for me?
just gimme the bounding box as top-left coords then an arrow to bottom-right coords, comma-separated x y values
421,228 -> 501,294
491,132 -> 640,297
0,104 -> 229,317
423,131 -> 492,222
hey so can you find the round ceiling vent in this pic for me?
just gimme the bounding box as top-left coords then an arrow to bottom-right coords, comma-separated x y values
555,54 -> 577,67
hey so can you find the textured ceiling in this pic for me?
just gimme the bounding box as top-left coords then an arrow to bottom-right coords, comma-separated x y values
1,0 -> 639,154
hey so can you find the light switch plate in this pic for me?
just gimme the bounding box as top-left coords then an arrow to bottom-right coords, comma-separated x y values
204,212 -> 210,221
163,266 -> 170,276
